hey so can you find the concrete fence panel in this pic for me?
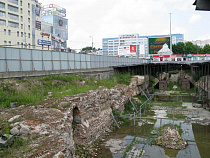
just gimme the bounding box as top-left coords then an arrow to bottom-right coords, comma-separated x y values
0,47 -> 146,74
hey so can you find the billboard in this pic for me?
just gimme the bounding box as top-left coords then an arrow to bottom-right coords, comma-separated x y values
148,37 -> 170,54
118,46 -> 130,56
118,45 -> 137,56
130,45 -> 136,53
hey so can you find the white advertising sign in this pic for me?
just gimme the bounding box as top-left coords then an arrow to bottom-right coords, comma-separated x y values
118,46 -> 130,56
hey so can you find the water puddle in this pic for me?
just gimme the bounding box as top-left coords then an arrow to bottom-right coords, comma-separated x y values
98,118 -> 210,158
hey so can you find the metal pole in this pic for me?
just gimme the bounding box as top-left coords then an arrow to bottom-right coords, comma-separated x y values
207,64 -> 209,108
170,13 -> 172,60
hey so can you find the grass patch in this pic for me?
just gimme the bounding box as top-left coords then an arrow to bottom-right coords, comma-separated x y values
167,82 -> 182,91
0,74 -> 133,108
0,137 -> 30,158
113,110 -> 129,125
167,114 -> 188,119
123,95 -> 149,115
149,76 -> 156,87
151,101 -> 182,108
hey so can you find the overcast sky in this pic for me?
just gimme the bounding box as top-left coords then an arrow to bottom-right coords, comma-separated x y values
41,0 -> 210,50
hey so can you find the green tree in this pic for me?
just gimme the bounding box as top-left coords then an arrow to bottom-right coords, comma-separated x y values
203,44 -> 210,54
195,44 -> 203,54
185,42 -> 196,54
82,46 -> 96,51
173,42 -> 185,54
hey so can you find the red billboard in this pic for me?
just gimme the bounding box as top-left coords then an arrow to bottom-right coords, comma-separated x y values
130,45 -> 136,53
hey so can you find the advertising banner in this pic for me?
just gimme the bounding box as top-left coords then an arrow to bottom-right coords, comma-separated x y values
130,45 -> 136,53
148,37 -> 170,54
118,46 -> 130,56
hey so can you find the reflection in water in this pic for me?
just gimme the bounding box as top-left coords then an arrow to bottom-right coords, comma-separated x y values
98,118 -> 210,158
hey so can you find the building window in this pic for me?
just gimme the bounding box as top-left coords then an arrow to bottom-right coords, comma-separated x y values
20,1 -> 22,6
21,32 -> 23,37
28,33 -> 30,38
28,18 -> 30,23
4,41 -> 7,46
28,25 -> 30,31
28,3 -> 30,9
8,13 -> 19,21
21,42 -> 23,48
17,42 -> 19,47
8,21 -> 19,28
8,5 -> 18,12
20,8 -> 22,14
0,2 -> 5,9
17,31 -> 19,37
21,24 -> 23,29
4,29 -> 6,35
0,19 -> 6,26
21,16 -> 23,21
8,30 -> 11,35
8,0 -> 18,5
8,41 -> 11,46
28,11 -> 30,16
0,10 -> 5,17
28,44 -> 30,48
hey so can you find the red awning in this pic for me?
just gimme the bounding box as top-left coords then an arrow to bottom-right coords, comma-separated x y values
163,55 -> 170,58
153,55 -> 159,57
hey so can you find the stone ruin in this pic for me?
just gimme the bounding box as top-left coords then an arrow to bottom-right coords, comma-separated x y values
1,75 -> 149,157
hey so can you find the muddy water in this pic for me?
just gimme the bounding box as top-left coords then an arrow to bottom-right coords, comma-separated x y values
98,118 -> 210,158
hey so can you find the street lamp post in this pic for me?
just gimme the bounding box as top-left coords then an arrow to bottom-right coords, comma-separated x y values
170,13 -> 172,61
89,36 -> 93,54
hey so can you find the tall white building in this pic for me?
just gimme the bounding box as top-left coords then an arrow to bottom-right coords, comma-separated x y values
191,39 -> 210,48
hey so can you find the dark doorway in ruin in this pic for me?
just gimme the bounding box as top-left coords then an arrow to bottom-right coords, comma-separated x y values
73,107 -> 82,124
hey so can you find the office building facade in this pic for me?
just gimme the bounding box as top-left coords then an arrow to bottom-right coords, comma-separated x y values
0,0 -> 37,48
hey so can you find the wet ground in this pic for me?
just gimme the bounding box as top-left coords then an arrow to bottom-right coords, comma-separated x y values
97,101 -> 210,158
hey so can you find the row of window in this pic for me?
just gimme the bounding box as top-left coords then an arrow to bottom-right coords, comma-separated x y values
0,18 -> 31,30
0,11 -> 31,23
4,40 -> 31,48
0,2 -> 31,16
3,1 -> 30,8
3,29 -> 31,38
